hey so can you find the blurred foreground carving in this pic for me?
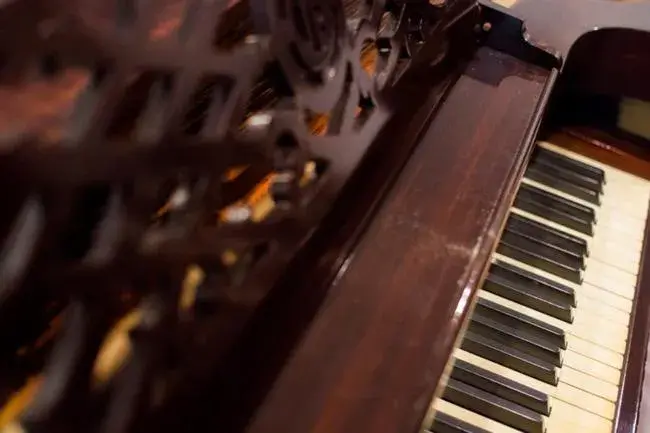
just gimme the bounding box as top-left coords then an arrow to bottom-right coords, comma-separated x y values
0,0 -> 463,431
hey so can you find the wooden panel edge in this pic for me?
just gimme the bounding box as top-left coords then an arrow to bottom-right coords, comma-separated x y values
615,197 -> 650,433
241,50 -> 554,433
554,127 -> 650,180
417,67 -> 559,433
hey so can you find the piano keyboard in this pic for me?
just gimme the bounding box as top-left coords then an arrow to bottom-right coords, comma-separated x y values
427,140 -> 650,433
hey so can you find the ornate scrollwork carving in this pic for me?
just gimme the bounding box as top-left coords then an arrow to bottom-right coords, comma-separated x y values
0,0 -> 456,431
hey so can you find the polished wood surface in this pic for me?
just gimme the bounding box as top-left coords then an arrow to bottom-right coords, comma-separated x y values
501,0 -> 650,67
156,5 -> 650,432
639,356 -> 650,433
548,130 -> 650,181
241,47 -> 555,433
234,4 -> 650,431
616,168 -> 650,433
231,22 -> 650,433
2,0 -> 650,432
139,5 -> 483,432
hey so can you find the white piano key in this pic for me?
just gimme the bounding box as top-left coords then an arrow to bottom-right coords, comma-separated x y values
560,366 -> 620,402
480,289 -> 628,357
520,177 -> 649,224
533,142 -> 650,207
589,230 -> 643,252
593,214 -> 647,241
599,181 -> 649,207
454,349 -> 615,430
583,258 -> 637,299
493,253 -> 632,319
554,383 -> 616,419
571,294 -> 630,325
516,188 -> 646,246
576,282 -> 633,314
562,350 -> 621,385
587,243 -> 641,276
537,141 -> 650,187
510,207 -> 644,256
495,250 -> 633,317
546,400 -> 612,433
432,140 -> 648,433
596,209 -> 647,231
565,334 -> 624,369
598,194 -> 649,219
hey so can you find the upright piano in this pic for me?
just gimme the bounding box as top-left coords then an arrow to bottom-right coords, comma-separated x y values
2,0 -> 650,432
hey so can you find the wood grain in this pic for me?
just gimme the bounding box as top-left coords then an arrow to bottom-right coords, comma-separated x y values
244,47 -> 554,433
614,178 -> 650,433
548,129 -> 650,181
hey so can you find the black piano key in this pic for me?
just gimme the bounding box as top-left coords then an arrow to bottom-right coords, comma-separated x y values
496,234 -> 582,284
502,227 -> 584,271
535,147 -> 606,186
442,378 -> 546,433
469,312 -> 563,367
515,184 -> 595,235
430,411 -> 490,433
475,297 -> 567,349
526,165 -> 601,205
483,273 -> 574,323
491,260 -> 576,307
500,226 -> 583,275
451,358 -> 550,415
530,158 -> 603,194
519,184 -> 596,225
507,213 -> 589,258
461,331 -> 558,385
513,197 -> 593,236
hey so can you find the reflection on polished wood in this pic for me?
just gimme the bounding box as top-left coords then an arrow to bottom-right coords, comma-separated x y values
244,47 -> 555,433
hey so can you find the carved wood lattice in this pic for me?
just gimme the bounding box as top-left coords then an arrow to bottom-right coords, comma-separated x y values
0,0 -> 451,431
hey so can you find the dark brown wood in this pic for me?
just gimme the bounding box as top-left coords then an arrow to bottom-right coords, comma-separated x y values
498,0 -> 650,72
550,129 -> 650,181
4,0 -> 650,432
0,1 -> 487,431
480,0 -> 650,109
239,47 -> 554,433
639,370 -> 650,433
610,180 -> 650,433
126,5 -> 484,433
558,29 -> 650,103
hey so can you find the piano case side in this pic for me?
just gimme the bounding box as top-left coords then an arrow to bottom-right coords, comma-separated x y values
242,34 -> 558,433
613,166 -> 650,433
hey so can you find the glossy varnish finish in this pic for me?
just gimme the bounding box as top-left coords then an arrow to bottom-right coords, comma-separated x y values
2,0 -> 650,432
553,128 -> 650,181
242,47 -> 555,433
616,192 -> 650,433
132,5 -> 483,432
639,356 -> 650,433
0,1 -> 483,431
